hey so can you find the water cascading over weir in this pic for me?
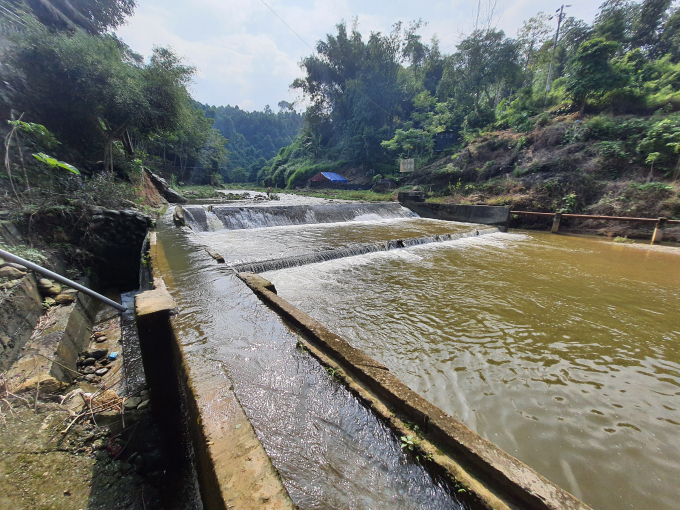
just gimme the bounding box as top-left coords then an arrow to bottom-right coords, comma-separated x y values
181,202 -> 418,232
135,197 -> 591,510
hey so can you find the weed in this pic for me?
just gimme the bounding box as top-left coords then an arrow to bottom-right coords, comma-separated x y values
295,338 -> 308,353
613,236 -> 635,243
326,366 -> 341,381
558,193 -> 578,213
400,434 -> 419,452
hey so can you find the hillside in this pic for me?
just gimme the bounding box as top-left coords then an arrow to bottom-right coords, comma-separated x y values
198,103 -> 303,183
410,111 -> 680,240
254,0 -> 680,229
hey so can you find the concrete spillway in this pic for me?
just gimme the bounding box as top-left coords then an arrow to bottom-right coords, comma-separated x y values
182,202 -> 417,231
229,228 -> 498,274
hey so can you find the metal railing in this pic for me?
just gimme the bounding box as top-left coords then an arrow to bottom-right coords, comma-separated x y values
0,248 -> 127,312
510,211 -> 679,244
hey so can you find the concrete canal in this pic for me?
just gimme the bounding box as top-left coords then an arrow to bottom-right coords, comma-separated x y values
147,192 -> 679,510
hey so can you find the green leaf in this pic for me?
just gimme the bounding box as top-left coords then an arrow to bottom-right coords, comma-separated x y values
32,153 -> 80,175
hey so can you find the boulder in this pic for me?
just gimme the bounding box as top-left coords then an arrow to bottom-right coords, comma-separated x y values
144,169 -> 187,204
124,396 -> 143,410
0,266 -> 26,280
37,278 -> 53,288
84,348 -> 108,360
54,293 -> 77,305
173,205 -> 186,227
0,262 -> 27,272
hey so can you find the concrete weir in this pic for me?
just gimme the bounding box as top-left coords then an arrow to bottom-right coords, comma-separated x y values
238,272 -> 592,510
230,227 -> 499,274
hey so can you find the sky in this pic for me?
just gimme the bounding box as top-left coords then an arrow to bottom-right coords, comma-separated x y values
116,0 -> 603,112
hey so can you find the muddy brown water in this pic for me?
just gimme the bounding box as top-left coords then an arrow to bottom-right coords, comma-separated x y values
262,230 -> 680,510
157,214 -> 467,509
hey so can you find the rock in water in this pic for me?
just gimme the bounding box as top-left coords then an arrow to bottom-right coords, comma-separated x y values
95,368 -> 109,376
0,266 -> 26,280
173,205 -> 186,227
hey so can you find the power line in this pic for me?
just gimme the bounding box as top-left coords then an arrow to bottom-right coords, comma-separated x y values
258,0 -> 314,53
257,0 -> 393,118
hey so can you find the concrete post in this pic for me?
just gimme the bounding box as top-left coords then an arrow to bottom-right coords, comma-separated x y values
551,213 -> 562,234
652,217 -> 667,244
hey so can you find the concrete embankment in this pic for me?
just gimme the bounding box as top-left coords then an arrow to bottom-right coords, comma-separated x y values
136,233 -> 294,510
238,271 -> 591,510
398,192 -> 511,230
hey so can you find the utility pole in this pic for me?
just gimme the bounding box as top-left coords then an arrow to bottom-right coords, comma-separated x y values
544,4 -> 571,104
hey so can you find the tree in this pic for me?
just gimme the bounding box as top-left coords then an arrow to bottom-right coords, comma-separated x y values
291,19 -> 409,164
631,0 -> 672,53
438,29 -> 522,113
593,0 -> 638,46
517,12 -> 553,72
566,38 -> 627,113
3,21 -> 196,171
658,9 -> 680,60
9,0 -> 136,33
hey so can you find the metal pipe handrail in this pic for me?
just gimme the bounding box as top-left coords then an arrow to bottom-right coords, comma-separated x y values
0,248 -> 126,312
511,211 -> 680,224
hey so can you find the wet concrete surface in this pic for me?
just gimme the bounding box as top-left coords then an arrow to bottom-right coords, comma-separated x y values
155,213 -> 467,509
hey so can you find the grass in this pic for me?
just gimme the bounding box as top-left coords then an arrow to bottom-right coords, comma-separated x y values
175,184 -> 396,202
289,189 -> 395,202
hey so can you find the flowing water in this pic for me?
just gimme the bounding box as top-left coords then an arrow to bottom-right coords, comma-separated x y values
263,230 -> 680,510
156,208 -> 468,509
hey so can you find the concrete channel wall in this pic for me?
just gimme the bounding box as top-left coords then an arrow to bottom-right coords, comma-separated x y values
398,192 -> 511,230
140,226 -> 590,510
136,233 -> 294,510
238,272 -> 592,510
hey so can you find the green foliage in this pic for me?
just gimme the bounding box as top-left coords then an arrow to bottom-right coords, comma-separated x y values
629,181 -> 674,192
558,192 -> 578,213
381,128 -> 434,157
8,120 -> 59,149
2,19 -> 196,172
636,116 -> 680,168
7,0 -> 136,33
199,103 -> 303,180
400,435 -> 419,452
32,153 -> 80,175
566,38 -> 628,109
598,140 -> 629,159
0,241 -> 47,265
613,236 -> 635,243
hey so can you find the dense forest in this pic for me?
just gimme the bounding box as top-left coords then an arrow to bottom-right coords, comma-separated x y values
198,102 -> 303,183
0,0 -> 679,225
0,0 -> 300,198
259,0 -> 680,201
